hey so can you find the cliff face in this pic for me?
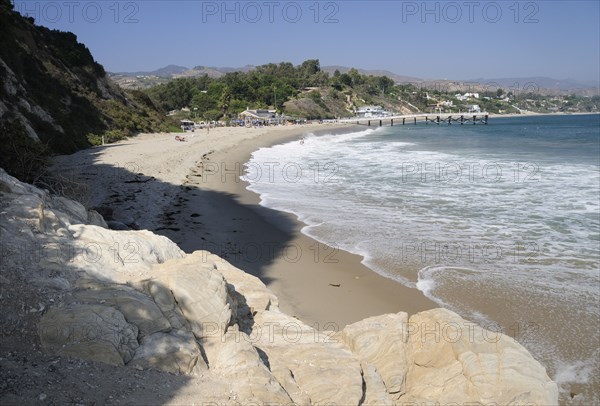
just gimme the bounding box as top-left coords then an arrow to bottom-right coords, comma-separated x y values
0,168 -> 559,405
0,0 -> 171,156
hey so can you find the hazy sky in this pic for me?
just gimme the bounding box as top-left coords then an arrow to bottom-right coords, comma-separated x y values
13,0 -> 600,82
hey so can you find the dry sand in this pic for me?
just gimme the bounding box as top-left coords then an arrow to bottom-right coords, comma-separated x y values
52,124 -> 436,330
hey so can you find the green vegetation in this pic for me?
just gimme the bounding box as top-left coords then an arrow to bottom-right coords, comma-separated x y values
1,0 -> 597,183
146,60 -> 322,114
145,61 -> 599,120
144,62 -> 408,120
0,120 -> 50,184
0,0 -> 177,168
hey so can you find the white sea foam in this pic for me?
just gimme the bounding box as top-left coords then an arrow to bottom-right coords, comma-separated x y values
243,117 -> 600,401
554,359 -> 596,389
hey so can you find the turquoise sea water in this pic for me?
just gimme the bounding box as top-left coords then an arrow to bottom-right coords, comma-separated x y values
244,114 -> 600,403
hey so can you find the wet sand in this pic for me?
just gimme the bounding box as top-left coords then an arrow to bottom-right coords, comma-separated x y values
52,124 -> 436,330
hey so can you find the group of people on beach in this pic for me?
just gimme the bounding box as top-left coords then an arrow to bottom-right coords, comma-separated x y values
175,129 -> 307,144
175,126 -> 210,142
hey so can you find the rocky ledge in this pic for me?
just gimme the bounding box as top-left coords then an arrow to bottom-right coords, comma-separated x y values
0,168 -> 558,405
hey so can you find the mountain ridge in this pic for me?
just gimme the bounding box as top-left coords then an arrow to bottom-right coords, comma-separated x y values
110,64 -> 599,93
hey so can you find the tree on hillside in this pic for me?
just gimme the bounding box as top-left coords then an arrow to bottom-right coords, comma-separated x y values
339,73 -> 352,87
191,91 -> 216,112
348,68 -> 363,86
219,86 -> 232,117
300,59 -> 320,77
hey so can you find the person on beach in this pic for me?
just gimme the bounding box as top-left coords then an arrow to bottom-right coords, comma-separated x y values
300,137 -> 305,145
175,135 -> 187,142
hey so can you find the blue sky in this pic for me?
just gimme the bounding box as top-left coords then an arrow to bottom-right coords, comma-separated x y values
13,0 -> 600,82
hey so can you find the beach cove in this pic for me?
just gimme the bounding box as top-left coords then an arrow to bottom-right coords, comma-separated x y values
48,115 -> 600,404
0,121 -> 557,404
52,124 -> 437,329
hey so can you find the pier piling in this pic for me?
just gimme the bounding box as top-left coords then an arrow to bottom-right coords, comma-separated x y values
346,113 -> 489,127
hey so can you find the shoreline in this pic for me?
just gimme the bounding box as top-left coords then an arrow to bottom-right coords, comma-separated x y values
0,165 -> 561,405
52,124 -> 436,329
49,117 -> 597,402
162,125 -> 438,327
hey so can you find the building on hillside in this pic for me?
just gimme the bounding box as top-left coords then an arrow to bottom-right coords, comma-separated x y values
455,93 -> 480,101
355,105 -> 392,118
239,109 -> 277,120
239,108 -> 288,125
463,104 -> 481,113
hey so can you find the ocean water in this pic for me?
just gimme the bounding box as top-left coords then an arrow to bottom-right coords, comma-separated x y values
243,114 -> 600,403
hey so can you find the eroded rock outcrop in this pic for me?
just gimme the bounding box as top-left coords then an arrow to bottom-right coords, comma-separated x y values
0,169 -> 559,405
70,282 -> 172,339
340,313 -> 410,400
149,253 -> 232,339
130,330 -> 207,375
403,308 -> 559,405
39,304 -> 139,366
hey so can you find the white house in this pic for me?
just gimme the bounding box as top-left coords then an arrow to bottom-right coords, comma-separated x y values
355,105 -> 392,118
239,109 -> 277,120
455,93 -> 480,101
463,104 -> 481,113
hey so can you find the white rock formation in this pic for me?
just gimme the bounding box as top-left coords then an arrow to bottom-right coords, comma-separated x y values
39,304 -> 139,366
0,168 -> 559,405
403,308 -> 559,405
129,330 -> 207,375
149,253 -> 232,339
340,313 -> 410,399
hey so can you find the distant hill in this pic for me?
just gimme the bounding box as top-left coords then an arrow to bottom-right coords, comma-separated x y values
177,66 -> 228,78
416,77 -> 599,97
189,65 -> 256,75
143,57 -> 598,125
112,64 -> 599,96
110,65 -> 259,88
116,64 -> 189,78
321,66 -> 422,84
466,77 -> 599,93
113,64 -> 421,89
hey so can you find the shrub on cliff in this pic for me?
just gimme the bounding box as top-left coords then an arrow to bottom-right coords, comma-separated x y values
0,120 -> 49,184
0,0 -> 177,162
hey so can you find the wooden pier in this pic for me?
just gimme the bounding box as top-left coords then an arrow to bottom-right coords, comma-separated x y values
340,113 -> 489,127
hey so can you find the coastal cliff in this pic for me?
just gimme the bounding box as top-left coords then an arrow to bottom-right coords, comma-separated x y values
0,167 -> 559,405
0,0 -> 174,167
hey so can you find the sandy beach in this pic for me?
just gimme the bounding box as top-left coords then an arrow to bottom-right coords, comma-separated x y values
52,124 -> 436,329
